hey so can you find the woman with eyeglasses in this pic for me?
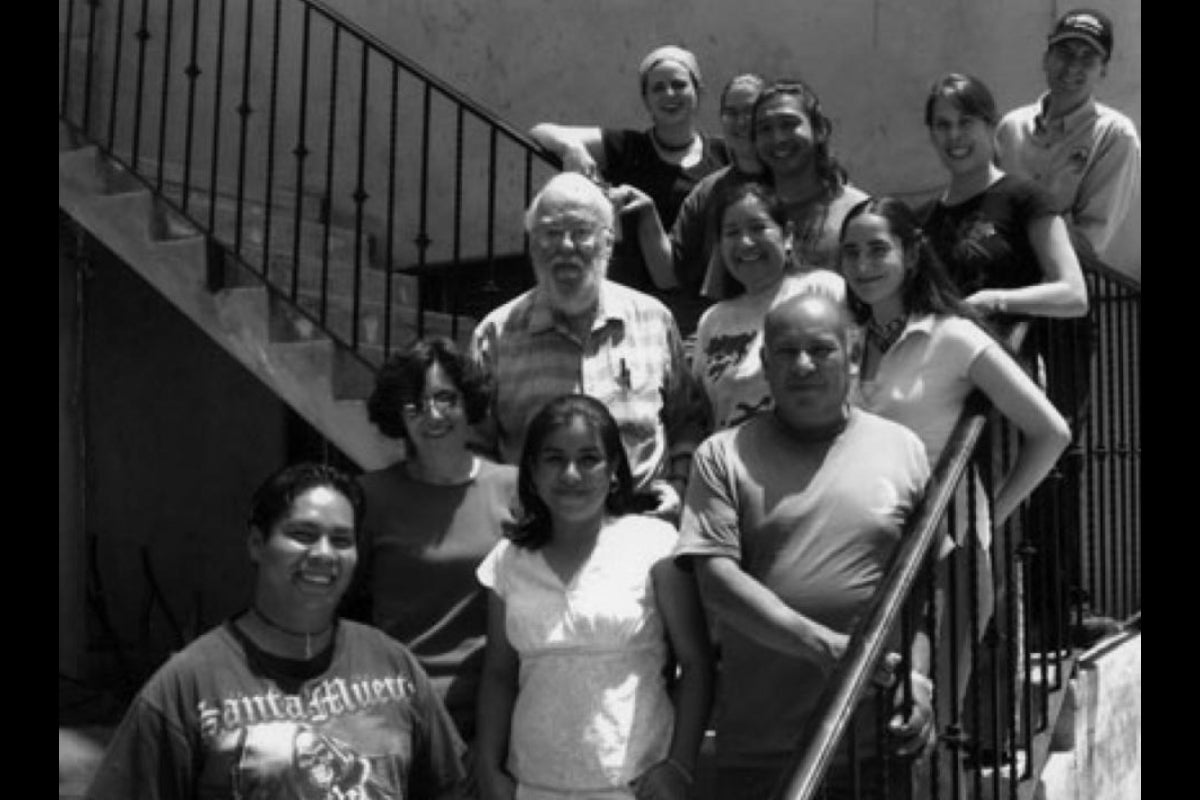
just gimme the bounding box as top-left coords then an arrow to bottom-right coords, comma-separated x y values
345,337 -> 519,754
530,44 -> 729,329
475,394 -> 713,800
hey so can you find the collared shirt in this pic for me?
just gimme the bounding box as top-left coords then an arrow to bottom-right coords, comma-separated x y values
996,94 -> 1140,257
471,280 -> 704,491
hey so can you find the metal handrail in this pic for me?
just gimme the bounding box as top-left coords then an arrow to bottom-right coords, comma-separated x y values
779,255 -> 1142,798
778,397 -> 993,799
777,322 -> 1033,800
60,0 -> 560,375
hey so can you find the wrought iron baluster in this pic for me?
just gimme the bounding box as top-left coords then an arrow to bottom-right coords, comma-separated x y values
450,106 -> 464,340
261,0 -> 283,272
233,0 -> 256,258
289,4 -> 312,300
106,0 -> 128,153
82,0 -> 101,137
415,82 -> 432,338
180,0 -> 202,213
320,25 -> 341,327
155,0 -> 175,193
350,40 -> 370,351
206,0 -> 227,232
1101,279 -> 1118,615
61,0 -> 78,119
382,63 -> 399,357
485,127 -> 499,293
130,0 -> 151,168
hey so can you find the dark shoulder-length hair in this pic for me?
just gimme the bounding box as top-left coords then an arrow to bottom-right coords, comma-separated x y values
751,78 -> 849,199
839,196 -> 988,327
507,394 -> 635,551
366,336 -> 491,443
923,72 -> 1000,128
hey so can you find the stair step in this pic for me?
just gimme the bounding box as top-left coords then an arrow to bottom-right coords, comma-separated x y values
124,153 -> 326,225
177,192 -> 375,268
58,146 -> 109,197
280,289 -> 474,353
264,255 -> 419,308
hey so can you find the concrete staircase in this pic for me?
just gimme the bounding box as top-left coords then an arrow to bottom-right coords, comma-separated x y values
59,129 -> 478,470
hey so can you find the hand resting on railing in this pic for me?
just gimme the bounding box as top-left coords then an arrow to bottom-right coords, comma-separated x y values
887,671 -> 938,760
873,653 -> 938,760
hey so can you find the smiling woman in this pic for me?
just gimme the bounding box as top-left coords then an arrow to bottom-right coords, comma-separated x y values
345,337 -> 519,744
692,181 -> 846,432
474,394 -> 714,799
85,462 -> 471,800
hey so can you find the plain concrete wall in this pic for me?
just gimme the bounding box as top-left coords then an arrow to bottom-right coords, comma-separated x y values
72,238 -> 291,686
60,218 -> 85,678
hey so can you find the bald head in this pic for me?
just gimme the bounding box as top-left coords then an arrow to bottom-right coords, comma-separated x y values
764,292 -> 852,349
760,292 -> 853,434
525,172 -> 615,233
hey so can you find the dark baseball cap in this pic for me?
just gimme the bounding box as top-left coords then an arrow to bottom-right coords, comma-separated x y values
1048,9 -> 1114,61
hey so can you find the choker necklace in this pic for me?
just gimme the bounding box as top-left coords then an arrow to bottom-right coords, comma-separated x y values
867,316 -> 907,353
651,128 -> 696,154
250,606 -> 333,659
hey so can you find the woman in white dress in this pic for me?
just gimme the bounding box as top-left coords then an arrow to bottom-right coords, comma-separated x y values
475,394 -> 713,800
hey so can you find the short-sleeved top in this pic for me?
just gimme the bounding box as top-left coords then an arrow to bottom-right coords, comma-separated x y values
995,95 -> 1141,258
352,458 -> 518,741
85,620 -> 468,800
702,183 -> 869,300
476,516 -> 679,794
674,409 -> 930,766
851,313 -> 996,548
919,174 -> 1057,297
693,272 -> 846,431
600,128 -> 729,327
470,280 -> 704,492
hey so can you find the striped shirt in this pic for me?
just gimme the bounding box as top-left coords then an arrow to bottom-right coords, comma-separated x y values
471,280 -> 704,491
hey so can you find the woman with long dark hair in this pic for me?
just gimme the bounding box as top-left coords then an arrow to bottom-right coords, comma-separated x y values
475,394 -> 713,800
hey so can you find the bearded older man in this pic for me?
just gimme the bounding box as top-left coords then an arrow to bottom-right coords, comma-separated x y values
470,172 -> 706,520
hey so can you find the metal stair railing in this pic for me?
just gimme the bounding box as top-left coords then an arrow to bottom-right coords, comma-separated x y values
773,257 -> 1141,800
60,0 -> 561,370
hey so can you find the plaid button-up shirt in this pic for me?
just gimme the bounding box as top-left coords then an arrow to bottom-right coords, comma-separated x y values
471,280 -> 705,491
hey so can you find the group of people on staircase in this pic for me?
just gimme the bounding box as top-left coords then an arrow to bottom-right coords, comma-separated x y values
85,8 -> 1138,800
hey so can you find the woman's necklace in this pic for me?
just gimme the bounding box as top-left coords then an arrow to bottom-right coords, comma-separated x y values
250,606 -> 333,659
651,128 -> 697,154
866,316 -> 907,353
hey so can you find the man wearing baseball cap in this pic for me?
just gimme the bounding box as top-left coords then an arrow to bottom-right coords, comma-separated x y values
995,8 -> 1140,262
995,8 -> 1136,653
